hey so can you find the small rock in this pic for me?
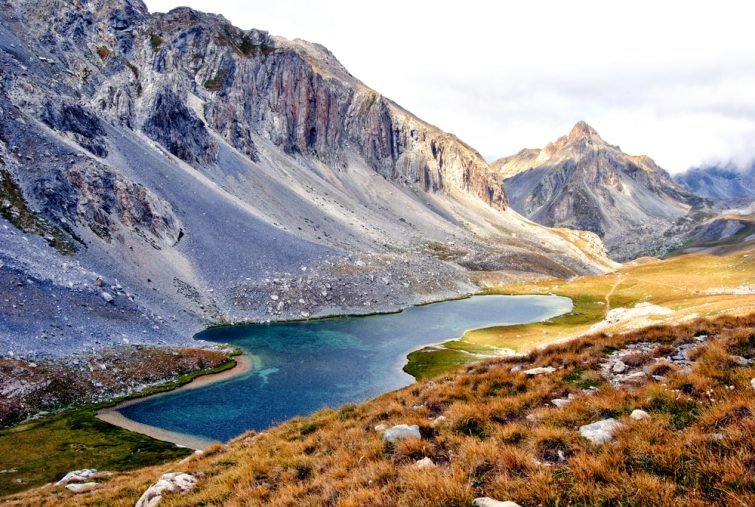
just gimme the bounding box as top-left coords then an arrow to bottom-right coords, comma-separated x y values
382,424 -> 421,444
65,482 -> 98,494
472,498 -> 522,507
522,366 -> 556,376
551,398 -> 572,408
751,378 -> 755,390
414,457 -> 435,469
100,292 -> 114,304
431,415 -> 447,426
732,355 -> 751,366
374,424 -> 387,432
579,418 -> 625,444
706,433 -> 725,441
509,365 -> 523,373
611,361 -> 627,374
630,409 -> 650,421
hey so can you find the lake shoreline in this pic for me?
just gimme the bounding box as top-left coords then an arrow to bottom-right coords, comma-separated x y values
96,353 -> 253,450
99,294 -> 573,449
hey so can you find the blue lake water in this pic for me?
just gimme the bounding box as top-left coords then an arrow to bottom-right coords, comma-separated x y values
118,295 -> 571,443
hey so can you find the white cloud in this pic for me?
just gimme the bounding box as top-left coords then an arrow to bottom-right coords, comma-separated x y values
144,0 -> 755,172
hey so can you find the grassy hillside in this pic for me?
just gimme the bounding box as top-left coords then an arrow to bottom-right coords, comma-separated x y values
7,314 -> 753,506
407,249 -> 755,378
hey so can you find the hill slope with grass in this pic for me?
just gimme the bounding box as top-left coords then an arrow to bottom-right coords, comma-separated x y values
6,313 -> 753,506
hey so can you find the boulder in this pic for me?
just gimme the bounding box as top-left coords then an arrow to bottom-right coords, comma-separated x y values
751,378 -> 755,390
611,360 -> 627,373
551,398 -> 572,408
579,418 -> 625,444
134,472 -> 197,507
630,409 -> 650,421
523,366 -> 556,376
382,424 -> 421,444
414,457 -> 435,469
374,423 -> 387,432
56,469 -> 97,486
100,291 -> 114,304
65,482 -> 98,493
472,498 -> 522,507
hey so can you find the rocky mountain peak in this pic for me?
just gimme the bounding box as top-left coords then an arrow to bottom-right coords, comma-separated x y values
566,121 -> 601,143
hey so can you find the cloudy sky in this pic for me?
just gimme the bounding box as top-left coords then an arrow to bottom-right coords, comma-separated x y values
145,0 -> 755,172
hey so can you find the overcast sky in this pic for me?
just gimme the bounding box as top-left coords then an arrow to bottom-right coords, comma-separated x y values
145,0 -> 755,172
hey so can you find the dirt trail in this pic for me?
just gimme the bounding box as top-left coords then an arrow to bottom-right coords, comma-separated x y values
604,273 -> 625,311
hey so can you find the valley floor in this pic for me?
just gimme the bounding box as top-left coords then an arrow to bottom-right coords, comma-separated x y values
406,249 -> 755,378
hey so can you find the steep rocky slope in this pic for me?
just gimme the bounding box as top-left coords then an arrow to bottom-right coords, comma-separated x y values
493,122 -> 706,261
0,1 -> 614,360
674,163 -> 755,206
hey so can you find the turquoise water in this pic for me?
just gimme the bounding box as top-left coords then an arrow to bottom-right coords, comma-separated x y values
119,295 -> 571,443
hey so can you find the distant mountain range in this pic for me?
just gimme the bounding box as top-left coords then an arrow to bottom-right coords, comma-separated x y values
493,122 -> 708,260
674,163 -> 755,205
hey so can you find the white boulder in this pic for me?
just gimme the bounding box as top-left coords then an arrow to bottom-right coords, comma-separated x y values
414,457 -> 435,469
551,398 -> 572,408
56,469 -> 97,486
630,409 -> 650,421
374,423 -> 388,432
472,498 -> 522,507
65,482 -> 98,494
382,424 -> 421,444
579,418 -> 625,444
134,472 -> 197,507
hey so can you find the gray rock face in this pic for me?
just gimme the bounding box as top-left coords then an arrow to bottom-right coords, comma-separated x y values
0,0 -> 614,360
494,122 -> 707,261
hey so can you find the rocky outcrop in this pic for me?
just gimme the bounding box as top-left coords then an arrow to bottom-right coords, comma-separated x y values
494,122 -> 706,260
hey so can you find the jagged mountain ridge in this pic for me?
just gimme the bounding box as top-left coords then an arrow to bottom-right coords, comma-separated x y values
0,0 -> 614,358
493,121 -> 706,261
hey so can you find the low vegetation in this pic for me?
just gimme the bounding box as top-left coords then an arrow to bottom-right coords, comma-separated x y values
0,349 -> 235,496
6,314 -> 753,505
407,250 -> 755,378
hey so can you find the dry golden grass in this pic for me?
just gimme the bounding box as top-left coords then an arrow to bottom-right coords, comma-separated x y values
8,314 -> 754,506
466,248 -> 755,351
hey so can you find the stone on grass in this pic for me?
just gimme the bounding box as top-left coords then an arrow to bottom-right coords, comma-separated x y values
579,418 -> 625,444
522,366 -> 555,376
472,498 -> 522,507
611,360 -> 627,373
134,472 -> 196,507
65,482 -> 98,494
751,378 -> 755,390
374,423 -> 387,432
56,469 -> 97,486
382,424 -> 421,444
630,409 -> 650,421
414,457 -> 435,469
551,398 -> 572,408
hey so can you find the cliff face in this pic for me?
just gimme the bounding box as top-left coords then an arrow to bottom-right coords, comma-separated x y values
493,122 -> 706,260
674,164 -> 755,205
0,0 -> 613,359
